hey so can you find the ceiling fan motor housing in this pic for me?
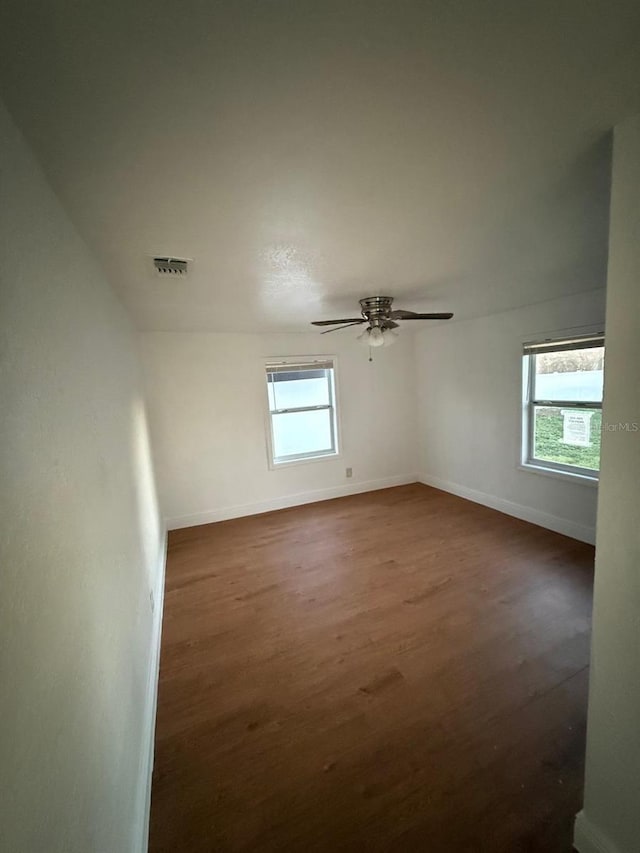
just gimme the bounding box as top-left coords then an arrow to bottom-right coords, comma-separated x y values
359,296 -> 393,325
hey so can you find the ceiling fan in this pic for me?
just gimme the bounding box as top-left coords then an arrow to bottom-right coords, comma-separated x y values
311,296 -> 453,348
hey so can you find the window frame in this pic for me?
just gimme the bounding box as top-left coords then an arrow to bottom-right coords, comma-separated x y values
264,356 -> 341,469
521,332 -> 604,484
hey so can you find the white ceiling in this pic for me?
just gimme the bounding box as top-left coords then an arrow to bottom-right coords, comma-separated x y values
1,0 -> 639,332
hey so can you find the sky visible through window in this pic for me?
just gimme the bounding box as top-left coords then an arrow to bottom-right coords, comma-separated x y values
535,371 -> 602,401
267,376 -> 329,410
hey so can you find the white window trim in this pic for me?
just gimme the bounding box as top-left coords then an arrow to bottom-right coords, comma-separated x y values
518,461 -> 599,487
520,327 -> 604,485
263,355 -> 342,470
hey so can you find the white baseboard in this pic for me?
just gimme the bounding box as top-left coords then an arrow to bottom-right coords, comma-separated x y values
418,473 -> 596,545
137,529 -> 168,852
166,474 -> 418,530
574,811 -> 623,853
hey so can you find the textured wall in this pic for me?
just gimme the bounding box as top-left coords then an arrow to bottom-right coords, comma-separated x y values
140,330 -> 418,527
0,99 -> 164,852
413,289 -> 606,543
575,114 -> 640,853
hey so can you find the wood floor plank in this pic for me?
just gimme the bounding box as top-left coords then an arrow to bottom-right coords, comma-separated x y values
150,483 -> 594,852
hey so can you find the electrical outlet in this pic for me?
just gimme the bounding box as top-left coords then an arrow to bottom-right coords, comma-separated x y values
346,467 -> 353,478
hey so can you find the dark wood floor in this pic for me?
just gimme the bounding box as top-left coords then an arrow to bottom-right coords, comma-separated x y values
149,483 -> 594,852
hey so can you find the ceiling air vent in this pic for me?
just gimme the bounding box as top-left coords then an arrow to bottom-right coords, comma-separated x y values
153,256 -> 189,276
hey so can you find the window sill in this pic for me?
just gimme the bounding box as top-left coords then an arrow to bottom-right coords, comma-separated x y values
269,451 -> 340,471
518,462 -> 599,487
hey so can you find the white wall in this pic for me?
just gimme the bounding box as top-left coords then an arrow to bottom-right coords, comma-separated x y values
414,289 -> 606,543
574,115 -> 640,853
140,331 -> 418,528
0,100 -> 164,852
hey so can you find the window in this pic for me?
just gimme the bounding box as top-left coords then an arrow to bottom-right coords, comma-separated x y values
265,359 -> 339,466
522,333 -> 604,480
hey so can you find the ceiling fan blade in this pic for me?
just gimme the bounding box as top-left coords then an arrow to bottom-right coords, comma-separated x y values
320,321 -> 366,334
311,318 -> 364,326
383,320 -> 399,329
390,310 -> 454,320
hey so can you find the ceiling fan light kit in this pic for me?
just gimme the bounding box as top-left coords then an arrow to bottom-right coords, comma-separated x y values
311,296 -> 453,359
357,326 -> 398,348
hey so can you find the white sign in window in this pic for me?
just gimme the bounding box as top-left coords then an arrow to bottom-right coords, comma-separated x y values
561,410 -> 593,447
